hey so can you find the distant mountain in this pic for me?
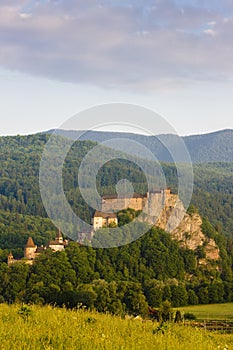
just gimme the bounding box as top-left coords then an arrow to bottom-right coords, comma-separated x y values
45,129 -> 233,163
183,130 -> 233,163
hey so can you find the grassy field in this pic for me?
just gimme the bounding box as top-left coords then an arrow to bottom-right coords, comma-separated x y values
0,304 -> 233,349
177,303 -> 233,321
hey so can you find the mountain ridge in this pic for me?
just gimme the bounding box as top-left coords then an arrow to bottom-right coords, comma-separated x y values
44,128 -> 233,163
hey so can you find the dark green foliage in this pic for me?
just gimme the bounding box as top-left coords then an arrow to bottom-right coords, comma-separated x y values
159,300 -> 173,322
192,163 -> 233,237
184,312 -> 196,320
18,305 -> 32,321
0,230 -> 231,314
201,217 -> 217,239
0,133 -> 232,313
174,310 -> 182,323
187,290 -> 199,305
153,323 -> 169,334
144,280 -> 163,307
197,286 -> 209,304
196,246 -> 206,259
0,133 -> 232,238
57,290 -> 96,309
170,285 -> 188,307
117,208 -> 141,227
0,210 -> 56,255
187,205 -> 199,215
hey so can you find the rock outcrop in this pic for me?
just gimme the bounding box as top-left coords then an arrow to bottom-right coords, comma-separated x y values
153,194 -> 220,264
101,190 -> 220,264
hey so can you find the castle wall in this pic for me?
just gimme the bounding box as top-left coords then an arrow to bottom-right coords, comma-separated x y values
24,246 -> 37,260
92,216 -> 118,230
101,191 -> 172,214
102,196 -> 147,212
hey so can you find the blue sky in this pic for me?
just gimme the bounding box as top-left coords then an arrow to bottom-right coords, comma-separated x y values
0,0 -> 233,136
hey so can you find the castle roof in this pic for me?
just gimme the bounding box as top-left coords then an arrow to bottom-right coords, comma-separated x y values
102,193 -> 147,200
94,211 -> 117,219
36,246 -> 46,253
8,251 -> 14,258
48,240 -> 64,246
25,237 -> 36,248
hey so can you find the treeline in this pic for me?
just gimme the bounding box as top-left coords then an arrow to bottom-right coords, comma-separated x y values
0,226 -> 232,314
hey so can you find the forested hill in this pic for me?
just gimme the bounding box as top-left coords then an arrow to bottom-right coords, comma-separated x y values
0,133 -> 232,238
46,129 -> 233,163
0,133 -> 232,309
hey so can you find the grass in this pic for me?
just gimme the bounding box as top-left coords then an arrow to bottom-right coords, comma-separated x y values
176,303 -> 233,321
0,304 -> 233,349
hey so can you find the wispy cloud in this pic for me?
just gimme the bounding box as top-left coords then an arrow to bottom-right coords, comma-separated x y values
0,0 -> 233,90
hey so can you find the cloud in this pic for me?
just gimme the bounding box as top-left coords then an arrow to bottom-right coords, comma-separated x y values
203,29 -> 216,36
0,0 -> 232,90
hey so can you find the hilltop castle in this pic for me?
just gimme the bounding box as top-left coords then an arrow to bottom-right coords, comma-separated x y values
8,228 -> 68,266
92,189 -> 173,230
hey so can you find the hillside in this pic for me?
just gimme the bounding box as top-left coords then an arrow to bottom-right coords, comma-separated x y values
0,133 -> 232,310
0,133 -> 232,237
46,129 -> 233,163
1,304 -> 232,350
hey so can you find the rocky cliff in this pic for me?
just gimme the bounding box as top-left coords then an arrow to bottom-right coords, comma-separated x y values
153,194 -> 220,265
101,190 -> 221,265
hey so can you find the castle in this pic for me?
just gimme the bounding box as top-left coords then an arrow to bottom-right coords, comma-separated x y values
92,211 -> 118,230
8,189 -> 176,253
91,189 -> 220,263
92,189 -> 174,230
8,228 -> 68,266
7,189 -> 221,264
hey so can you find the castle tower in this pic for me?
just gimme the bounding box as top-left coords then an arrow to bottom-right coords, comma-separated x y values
56,228 -> 63,243
24,237 -> 37,260
7,252 -> 14,266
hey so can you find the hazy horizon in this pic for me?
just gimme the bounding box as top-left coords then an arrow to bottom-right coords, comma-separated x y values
1,126 -> 232,138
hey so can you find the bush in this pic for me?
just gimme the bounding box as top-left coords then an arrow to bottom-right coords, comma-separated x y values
174,310 -> 183,323
184,313 -> 196,320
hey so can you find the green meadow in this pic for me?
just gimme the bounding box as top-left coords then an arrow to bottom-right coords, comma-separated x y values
177,303 -> 233,321
0,304 -> 233,350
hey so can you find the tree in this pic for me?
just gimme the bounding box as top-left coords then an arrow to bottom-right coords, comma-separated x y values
4,263 -> 29,303
171,285 -> 188,307
174,310 -> 182,323
122,282 -> 148,316
159,300 -> 172,322
197,286 -> 209,304
187,289 -> 199,305
144,280 -> 163,307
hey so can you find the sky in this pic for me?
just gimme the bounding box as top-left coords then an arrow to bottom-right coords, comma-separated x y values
0,0 -> 233,136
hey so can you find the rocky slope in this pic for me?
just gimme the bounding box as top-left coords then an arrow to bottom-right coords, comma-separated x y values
153,194 -> 220,265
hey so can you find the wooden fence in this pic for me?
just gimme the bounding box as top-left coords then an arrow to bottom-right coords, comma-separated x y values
185,321 -> 233,334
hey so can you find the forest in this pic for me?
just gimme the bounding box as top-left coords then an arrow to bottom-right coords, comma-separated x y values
1,226 -> 233,314
0,133 -> 232,312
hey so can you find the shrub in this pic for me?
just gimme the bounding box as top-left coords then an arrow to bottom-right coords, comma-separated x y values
184,313 -> 196,320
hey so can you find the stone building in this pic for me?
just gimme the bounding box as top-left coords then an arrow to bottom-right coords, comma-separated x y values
92,211 -> 118,231
7,228 -> 68,266
24,237 -> 37,260
91,189 -> 173,231
48,228 -> 67,252
101,193 -> 148,213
